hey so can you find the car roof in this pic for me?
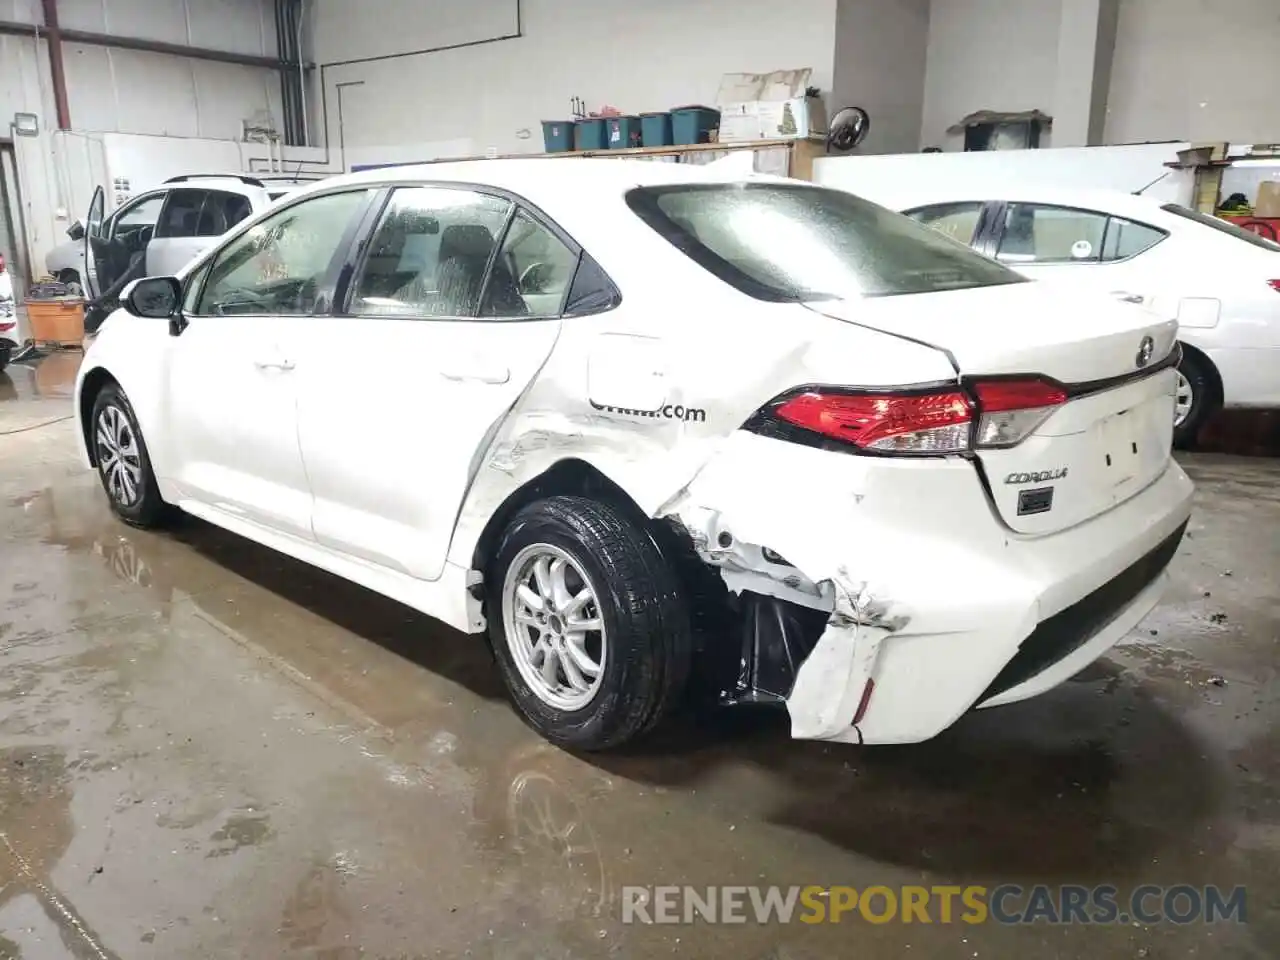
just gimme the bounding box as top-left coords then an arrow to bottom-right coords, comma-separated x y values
886,184 -> 1176,219
288,157 -> 796,204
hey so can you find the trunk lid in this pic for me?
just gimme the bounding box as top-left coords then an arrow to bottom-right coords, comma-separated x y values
810,283 -> 1180,536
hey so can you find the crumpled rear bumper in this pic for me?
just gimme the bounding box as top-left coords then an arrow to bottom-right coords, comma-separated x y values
663,432 -> 1194,746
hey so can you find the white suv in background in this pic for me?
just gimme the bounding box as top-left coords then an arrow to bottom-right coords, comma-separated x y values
878,186 -> 1280,447
46,175 -> 315,294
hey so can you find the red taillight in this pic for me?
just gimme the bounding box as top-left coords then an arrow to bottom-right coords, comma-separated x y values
0,252 -> 6,273
972,379 -> 1067,412
1268,280 -> 1280,293
763,378 -> 1068,455
774,389 -> 973,454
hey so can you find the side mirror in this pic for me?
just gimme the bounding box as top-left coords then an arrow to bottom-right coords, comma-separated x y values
123,276 -> 182,320
67,220 -> 85,241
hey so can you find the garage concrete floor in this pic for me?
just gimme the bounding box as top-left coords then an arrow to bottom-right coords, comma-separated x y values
0,353 -> 1276,960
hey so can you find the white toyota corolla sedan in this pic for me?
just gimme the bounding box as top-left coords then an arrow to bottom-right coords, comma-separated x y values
74,160 -> 1194,751
876,185 -> 1280,447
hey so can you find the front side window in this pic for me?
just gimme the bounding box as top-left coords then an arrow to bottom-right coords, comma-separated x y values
154,189 -> 208,239
183,260 -> 212,314
997,203 -> 1110,264
196,190 -> 369,316
906,202 -> 985,246
350,187 -> 513,318
480,211 -> 578,318
110,194 -> 164,238
626,183 -> 1022,301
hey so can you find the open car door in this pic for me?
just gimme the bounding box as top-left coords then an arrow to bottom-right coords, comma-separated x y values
82,186 -> 107,299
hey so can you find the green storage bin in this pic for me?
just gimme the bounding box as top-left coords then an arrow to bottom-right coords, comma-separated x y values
574,119 -> 607,151
670,106 -> 720,145
640,112 -> 673,147
606,115 -> 643,149
541,120 -> 574,153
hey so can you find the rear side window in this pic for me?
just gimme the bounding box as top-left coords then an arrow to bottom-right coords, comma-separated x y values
1101,216 -> 1166,260
199,190 -> 254,236
626,183 -> 1022,301
154,189 -> 207,239
997,203 -> 1165,264
1160,203 -> 1280,251
349,186 -> 513,318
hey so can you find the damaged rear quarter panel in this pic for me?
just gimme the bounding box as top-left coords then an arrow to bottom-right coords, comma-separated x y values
445,282 -> 1031,744
446,294 -> 958,573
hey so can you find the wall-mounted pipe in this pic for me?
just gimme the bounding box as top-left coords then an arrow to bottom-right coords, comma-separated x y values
297,0 -> 309,146
39,0 -> 71,130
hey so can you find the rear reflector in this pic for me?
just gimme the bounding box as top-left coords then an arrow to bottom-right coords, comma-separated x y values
1269,280 -> 1280,293
760,378 -> 1069,455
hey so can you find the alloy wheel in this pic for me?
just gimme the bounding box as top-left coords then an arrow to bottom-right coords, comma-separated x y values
502,544 -> 606,711
95,404 -> 143,507
1174,370 -> 1194,427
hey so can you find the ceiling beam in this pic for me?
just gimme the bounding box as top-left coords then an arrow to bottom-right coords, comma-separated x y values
0,19 -> 311,72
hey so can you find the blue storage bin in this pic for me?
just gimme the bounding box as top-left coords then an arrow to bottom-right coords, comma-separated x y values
541,120 -> 574,153
606,115 -> 643,149
670,106 -> 720,145
640,112 -> 673,147
574,119 -> 607,151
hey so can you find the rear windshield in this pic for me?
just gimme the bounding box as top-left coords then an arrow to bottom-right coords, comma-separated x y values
626,183 -> 1025,301
1160,203 -> 1280,251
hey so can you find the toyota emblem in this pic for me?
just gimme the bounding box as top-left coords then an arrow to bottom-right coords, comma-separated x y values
1136,335 -> 1154,368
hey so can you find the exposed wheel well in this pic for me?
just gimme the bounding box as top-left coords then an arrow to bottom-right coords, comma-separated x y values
78,368 -> 119,465
470,459 -> 655,577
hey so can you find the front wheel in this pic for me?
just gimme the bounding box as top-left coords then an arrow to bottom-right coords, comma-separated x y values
487,495 -> 692,751
90,383 -> 171,528
1173,350 -> 1215,449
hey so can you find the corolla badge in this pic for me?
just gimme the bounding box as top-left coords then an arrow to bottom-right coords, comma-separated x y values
1136,335 -> 1155,368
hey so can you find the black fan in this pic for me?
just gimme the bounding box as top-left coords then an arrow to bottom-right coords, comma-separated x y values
826,107 -> 871,152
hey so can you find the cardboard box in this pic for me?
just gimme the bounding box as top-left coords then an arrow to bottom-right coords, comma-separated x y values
1254,181 -> 1280,218
716,69 -> 827,143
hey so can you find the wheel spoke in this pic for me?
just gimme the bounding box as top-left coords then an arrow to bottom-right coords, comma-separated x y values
514,608 -> 540,627
548,557 -> 572,611
566,616 -> 602,633
516,583 -> 544,612
119,466 -> 136,503
539,644 -> 561,685
559,644 -> 589,692
96,426 -> 115,452
562,586 -> 592,620
563,634 -> 601,678
533,556 -> 554,605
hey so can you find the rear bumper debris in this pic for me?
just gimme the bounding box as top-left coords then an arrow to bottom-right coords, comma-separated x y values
663,431 -> 1194,746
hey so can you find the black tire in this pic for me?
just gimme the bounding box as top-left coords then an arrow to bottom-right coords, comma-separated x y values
89,382 -> 172,528
486,495 -> 693,752
0,342 -> 10,373
1173,348 -> 1215,450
